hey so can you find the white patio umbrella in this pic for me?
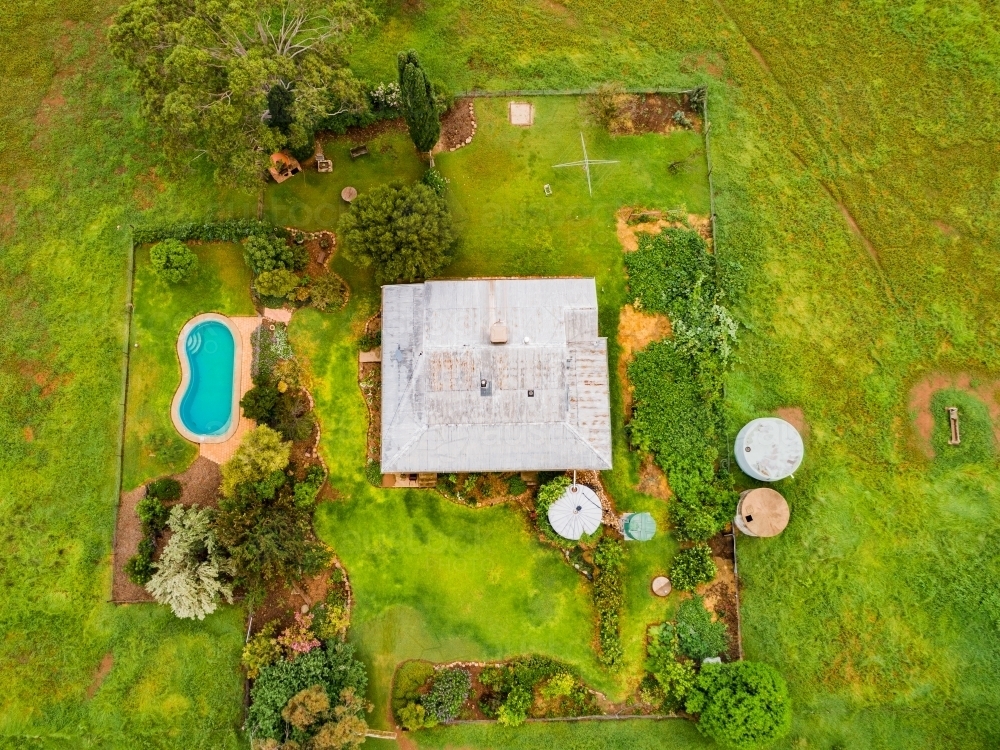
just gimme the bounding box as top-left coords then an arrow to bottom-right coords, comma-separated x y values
547,483 -> 603,540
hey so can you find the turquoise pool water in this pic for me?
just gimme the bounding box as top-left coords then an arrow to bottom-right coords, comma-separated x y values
178,320 -> 236,437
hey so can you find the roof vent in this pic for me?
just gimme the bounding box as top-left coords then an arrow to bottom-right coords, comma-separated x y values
490,322 -> 508,344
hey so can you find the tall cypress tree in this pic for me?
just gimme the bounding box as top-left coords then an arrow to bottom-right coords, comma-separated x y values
397,50 -> 441,165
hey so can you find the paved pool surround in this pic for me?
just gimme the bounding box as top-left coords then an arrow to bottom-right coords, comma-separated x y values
171,313 -> 243,444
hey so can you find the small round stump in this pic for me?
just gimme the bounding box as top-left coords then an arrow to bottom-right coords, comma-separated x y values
651,576 -> 672,597
341,186 -> 358,203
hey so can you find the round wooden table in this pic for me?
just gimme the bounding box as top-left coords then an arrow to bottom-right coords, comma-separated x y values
651,576 -> 672,597
341,186 -> 358,203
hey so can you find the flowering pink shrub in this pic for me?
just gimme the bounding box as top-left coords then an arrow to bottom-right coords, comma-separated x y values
278,613 -> 321,657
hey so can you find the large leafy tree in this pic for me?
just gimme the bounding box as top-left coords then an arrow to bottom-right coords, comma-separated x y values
109,0 -> 373,186
397,50 -> 440,164
338,181 -> 454,284
215,471 -> 329,606
685,661 -> 792,749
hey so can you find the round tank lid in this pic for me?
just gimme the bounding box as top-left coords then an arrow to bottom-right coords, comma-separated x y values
736,418 -> 804,481
738,488 -> 790,537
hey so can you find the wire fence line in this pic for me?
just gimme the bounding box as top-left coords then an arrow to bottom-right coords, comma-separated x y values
109,231 -> 137,601
454,86 -> 701,98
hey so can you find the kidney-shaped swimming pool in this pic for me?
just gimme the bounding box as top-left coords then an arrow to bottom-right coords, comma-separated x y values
171,313 -> 241,443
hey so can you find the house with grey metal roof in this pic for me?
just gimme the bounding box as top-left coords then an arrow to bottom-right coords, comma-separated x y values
380,278 -> 612,476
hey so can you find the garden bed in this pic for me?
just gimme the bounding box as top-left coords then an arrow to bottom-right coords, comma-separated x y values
696,534 -> 741,662
606,93 -> 703,136
439,98 -> 476,151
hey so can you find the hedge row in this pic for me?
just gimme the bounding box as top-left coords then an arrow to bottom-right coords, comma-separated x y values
132,219 -> 286,246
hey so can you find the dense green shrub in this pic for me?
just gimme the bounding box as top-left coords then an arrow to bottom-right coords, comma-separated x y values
220,425 -> 291,497
624,229 -> 715,317
496,684 -> 531,727
593,538 -> 625,668
685,661 -> 792,749
293,465 -> 327,509
422,668 -> 471,722
398,701 -> 436,730
243,234 -> 299,275
136,494 -> 169,534
309,273 -> 348,311
392,660 -> 435,720
645,622 -> 695,708
255,268 -> 300,298
133,219 -> 286,245
248,643 -> 368,740
675,596 -> 728,661
146,477 -> 182,502
671,544 -> 717,591
240,383 -> 279,422
271,390 -> 316,442
422,168 -> 448,195
149,239 -> 198,283
124,536 -> 156,585
506,475 -> 528,496
338,181 -> 454,284
242,622 -> 282,679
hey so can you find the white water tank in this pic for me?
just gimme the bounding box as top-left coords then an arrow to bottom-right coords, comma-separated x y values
734,418 -> 803,481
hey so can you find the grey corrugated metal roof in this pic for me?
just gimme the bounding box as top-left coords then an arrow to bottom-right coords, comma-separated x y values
381,278 -> 612,473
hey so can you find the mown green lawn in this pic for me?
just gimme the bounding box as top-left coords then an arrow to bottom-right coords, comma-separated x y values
123,242 -> 255,490
412,718 -> 713,749
5,0 -> 1000,747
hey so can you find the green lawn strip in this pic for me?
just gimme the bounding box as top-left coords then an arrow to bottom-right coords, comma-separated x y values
123,242 -> 255,490
411,717 -> 713,749
264,129 -> 426,231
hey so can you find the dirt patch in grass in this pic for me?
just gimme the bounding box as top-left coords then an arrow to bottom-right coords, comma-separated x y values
439,98 -> 476,151
86,652 -> 114,699
934,220 -> 958,237
635,454 -> 671,501
681,52 -> 725,78
908,372 -> 1000,458
607,93 -> 702,136
774,406 -> 809,441
615,207 -> 711,252
617,303 -> 672,415
697,534 -> 741,661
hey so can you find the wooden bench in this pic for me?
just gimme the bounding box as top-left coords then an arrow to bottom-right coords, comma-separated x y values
350,144 -> 369,159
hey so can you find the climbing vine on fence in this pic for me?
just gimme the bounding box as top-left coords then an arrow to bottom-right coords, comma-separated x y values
626,229 -> 738,541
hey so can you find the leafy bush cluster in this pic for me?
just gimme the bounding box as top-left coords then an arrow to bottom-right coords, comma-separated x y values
671,543 -> 718,592
124,478 -> 178,585
592,537 -> 625,668
244,234 -> 307,276
645,622 -> 695,709
247,642 -> 368,742
133,219 -> 285,246
216,426 -> 329,607
422,168 -> 448,196
479,655 -> 596,724
625,229 -> 738,541
312,569 -> 351,641
246,327 -> 317,442
675,596 -> 728,661
392,660 -> 436,729
145,504 -> 234,619
149,239 -> 198,283
685,662 -> 791,749
534,475 -> 572,545
358,330 -> 381,352
421,668 -> 472,723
